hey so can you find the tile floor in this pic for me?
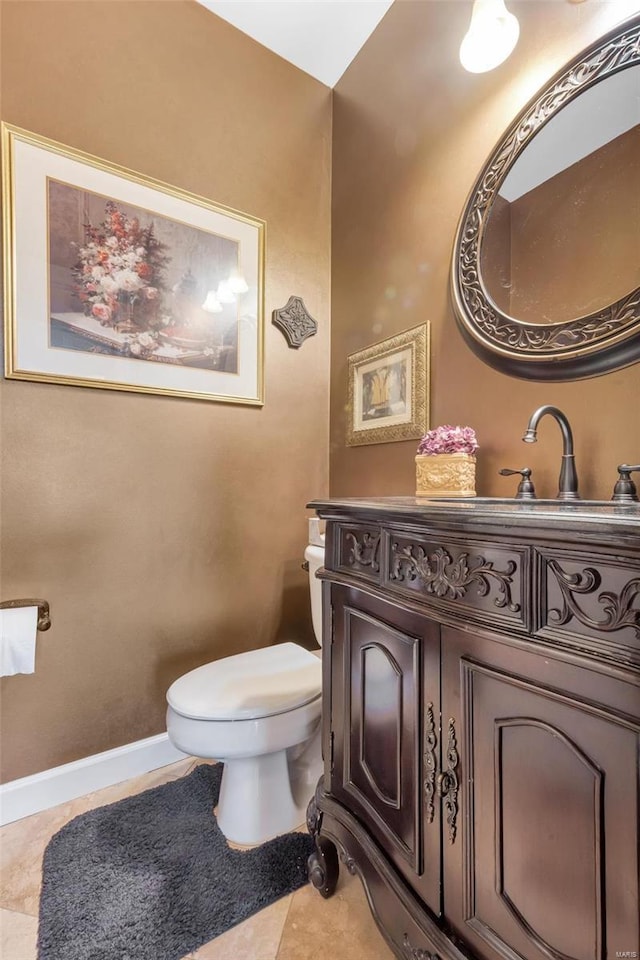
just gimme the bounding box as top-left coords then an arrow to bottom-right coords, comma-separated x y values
0,758 -> 395,960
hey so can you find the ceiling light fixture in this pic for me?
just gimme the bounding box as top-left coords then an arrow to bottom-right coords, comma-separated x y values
459,0 -> 520,73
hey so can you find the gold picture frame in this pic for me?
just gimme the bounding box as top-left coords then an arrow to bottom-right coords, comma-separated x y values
2,123 -> 265,404
346,323 -> 429,446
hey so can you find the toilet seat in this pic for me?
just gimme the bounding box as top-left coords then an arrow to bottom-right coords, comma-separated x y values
167,641 -> 322,722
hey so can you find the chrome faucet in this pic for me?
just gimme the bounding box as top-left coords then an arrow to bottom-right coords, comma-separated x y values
522,405 -> 580,500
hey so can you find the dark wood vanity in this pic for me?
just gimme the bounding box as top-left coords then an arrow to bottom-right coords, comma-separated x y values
306,497 -> 640,960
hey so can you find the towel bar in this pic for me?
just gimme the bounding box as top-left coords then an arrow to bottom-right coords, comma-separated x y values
0,598 -> 51,631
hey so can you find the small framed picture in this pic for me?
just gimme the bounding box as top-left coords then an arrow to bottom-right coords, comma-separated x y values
2,123 -> 265,404
346,323 -> 429,446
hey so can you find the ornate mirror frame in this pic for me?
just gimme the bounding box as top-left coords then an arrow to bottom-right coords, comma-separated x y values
451,15 -> 640,381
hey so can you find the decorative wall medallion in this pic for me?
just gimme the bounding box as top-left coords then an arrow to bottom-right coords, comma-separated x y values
548,560 -> 640,635
438,718 -> 459,845
272,295 -> 317,348
390,543 -> 520,612
423,702 -> 437,823
345,530 -> 381,572
402,933 -> 441,960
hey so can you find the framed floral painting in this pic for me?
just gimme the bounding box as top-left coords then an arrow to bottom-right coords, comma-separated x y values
2,124 -> 265,404
346,323 -> 429,446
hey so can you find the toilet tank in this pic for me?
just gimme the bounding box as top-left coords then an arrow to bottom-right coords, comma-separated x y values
304,541 -> 325,647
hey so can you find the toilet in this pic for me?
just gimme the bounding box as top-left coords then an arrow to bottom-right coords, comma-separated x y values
166,538 -> 325,845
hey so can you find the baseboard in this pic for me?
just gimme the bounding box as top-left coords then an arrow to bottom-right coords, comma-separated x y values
0,733 -> 188,826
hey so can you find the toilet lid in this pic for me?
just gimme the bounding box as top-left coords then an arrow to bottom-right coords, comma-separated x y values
166,642 -> 322,721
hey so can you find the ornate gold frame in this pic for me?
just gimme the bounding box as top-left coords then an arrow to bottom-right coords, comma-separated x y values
2,123 -> 265,404
451,15 -> 640,382
346,323 -> 429,447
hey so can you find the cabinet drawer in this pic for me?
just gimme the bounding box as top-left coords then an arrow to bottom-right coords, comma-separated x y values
536,548 -> 640,668
384,531 -> 529,631
334,523 -> 382,584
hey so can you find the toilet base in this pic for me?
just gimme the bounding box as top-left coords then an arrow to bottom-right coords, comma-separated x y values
218,727 -> 322,845
166,694 -> 323,845
218,752 -> 301,845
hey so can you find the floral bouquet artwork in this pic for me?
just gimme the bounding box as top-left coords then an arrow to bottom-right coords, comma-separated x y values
4,124 -> 265,402
415,425 -> 478,498
72,201 -> 171,356
68,196 -> 241,367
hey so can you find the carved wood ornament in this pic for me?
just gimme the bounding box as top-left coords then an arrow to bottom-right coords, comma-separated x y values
340,850 -> 358,875
390,543 -> 520,612
439,718 -> 459,845
423,702 -> 437,824
402,933 -> 441,960
345,530 -> 381,572
547,560 -> 640,635
306,794 -> 339,899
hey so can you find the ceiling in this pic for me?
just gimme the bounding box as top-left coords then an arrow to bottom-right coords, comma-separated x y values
196,0 -> 395,88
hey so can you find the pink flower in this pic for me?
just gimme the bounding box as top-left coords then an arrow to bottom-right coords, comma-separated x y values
73,201 -> 168,325
92,302 -> 112,324
417,425 -> 478,456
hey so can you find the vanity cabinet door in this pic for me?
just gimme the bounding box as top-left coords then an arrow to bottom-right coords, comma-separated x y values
441,624 -> 640,960
329,584 -> 442,916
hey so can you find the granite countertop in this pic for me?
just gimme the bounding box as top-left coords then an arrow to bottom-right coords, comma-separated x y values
307,497 -> 640,539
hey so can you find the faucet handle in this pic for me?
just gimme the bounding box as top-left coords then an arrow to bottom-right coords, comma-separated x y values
499,467 -> 537,500
611,464 -> 640,503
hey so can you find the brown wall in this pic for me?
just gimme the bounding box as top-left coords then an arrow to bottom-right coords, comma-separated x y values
481,193 -> 511,316
331,0 -> 640,502
0,1 -> 331,782
490,126 -> 640,324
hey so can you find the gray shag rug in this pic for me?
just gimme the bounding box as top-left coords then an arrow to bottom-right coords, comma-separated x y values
38,763 -> 314,960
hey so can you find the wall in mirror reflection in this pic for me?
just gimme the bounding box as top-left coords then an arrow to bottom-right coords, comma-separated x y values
480,66 -> 640,326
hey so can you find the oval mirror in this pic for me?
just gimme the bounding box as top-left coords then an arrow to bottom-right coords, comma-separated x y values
451,15 -> 640,381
